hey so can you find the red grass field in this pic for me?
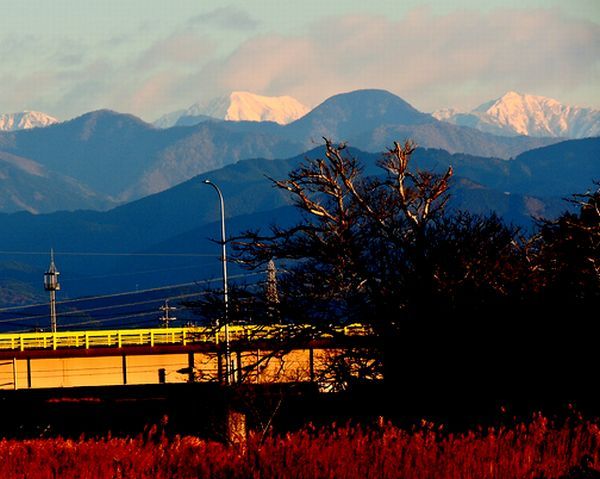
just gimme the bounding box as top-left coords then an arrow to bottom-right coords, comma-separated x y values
1,414 -> 598,479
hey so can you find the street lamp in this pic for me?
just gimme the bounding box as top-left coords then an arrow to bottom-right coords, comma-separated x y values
203,179 -> 232,385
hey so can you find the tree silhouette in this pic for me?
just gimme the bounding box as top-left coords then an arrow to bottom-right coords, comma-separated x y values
535,184 -> 600,306
233,140 -> 527,392
189,140 -> 598,396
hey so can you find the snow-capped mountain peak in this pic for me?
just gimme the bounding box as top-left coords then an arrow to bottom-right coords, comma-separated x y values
154,92 -> 310,128
476,91 -> 564,136
0,111 -> 59,131
216,91 -> 309,124
434,92 -> 600,138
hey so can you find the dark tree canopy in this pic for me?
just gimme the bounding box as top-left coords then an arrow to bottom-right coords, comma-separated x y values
535,186 -> 600,306
234,140 -> 526,332
191,140 -> 599,395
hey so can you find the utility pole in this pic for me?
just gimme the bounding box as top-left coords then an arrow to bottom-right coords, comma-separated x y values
159,300 -> 177,328
43,249 -> 60,333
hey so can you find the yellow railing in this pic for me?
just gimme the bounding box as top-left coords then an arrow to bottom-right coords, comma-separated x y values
0,324 -> 370,353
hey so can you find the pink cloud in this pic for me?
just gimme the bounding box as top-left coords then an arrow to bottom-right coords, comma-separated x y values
1,7 -> 598,121
135,32 -> 215,69
188,8 -> 600,112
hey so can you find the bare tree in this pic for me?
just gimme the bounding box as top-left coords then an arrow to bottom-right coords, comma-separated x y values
185,140 -> 599,396
228,139 -> 459,388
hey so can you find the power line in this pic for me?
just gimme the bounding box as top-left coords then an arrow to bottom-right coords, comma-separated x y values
0,250 -> 220,258
0,277 -> 264,331
0,291 -> 212,324
62,263 -> 213,282
0,282 -> 260,330
63,310 -> 159,328
0,272 -> 263,313
3,310 -> 160,332
0,281 -> 199,313
0,276 -> 263,325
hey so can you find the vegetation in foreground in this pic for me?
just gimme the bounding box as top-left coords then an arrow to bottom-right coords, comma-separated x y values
1,415 -> 599,479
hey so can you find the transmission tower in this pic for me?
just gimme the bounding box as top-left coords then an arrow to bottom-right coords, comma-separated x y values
159,300 -> 177,328
43,249 -> 60,333
266,259 -> 279,305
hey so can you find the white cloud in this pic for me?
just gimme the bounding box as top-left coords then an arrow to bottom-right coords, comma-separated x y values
188,7 -> 600,112
1,7 -> 598,120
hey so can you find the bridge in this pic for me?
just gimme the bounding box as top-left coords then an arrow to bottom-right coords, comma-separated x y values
0,325 -> 373,390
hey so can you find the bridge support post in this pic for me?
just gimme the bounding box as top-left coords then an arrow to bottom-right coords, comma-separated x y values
26,358 -> 32,388
12,358 -> 17,390
122,354 -> 127,385
187,352 -> 195,382
309,347 -> 315,383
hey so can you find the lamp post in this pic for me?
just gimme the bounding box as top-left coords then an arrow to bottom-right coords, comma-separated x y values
203,179 -> 232,385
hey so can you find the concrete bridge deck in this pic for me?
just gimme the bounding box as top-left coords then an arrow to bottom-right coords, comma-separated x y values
0,325 -> 375,390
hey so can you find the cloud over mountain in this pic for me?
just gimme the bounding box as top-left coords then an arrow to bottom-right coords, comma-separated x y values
199,8 -> 600,113
0,7 -> 598,122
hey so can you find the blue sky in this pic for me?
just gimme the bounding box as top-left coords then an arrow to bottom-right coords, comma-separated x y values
1,0 -> 599,121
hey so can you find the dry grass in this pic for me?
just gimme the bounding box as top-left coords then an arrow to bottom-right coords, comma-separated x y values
1,414 -> 598,478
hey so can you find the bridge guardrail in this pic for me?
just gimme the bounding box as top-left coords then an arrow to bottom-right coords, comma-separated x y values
0,324 -> 370,353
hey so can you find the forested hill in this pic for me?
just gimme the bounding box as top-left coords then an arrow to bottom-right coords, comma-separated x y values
2,137 -> 598,305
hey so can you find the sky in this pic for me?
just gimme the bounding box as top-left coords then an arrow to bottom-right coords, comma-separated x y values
1,0 -> 599,122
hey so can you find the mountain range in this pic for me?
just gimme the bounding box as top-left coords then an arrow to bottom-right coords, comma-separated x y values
0,89 -> 560,212
0,88 -> 598,313
5,90 -> 599,140
434,91 -> 600,138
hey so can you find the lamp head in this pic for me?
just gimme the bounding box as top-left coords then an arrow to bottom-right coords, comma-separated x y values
203,179 -> 211,184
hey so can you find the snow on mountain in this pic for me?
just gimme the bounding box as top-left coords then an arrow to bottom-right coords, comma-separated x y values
433,92 -> 600,138
0,111 -> 59,131
430,108 -> 461,122
154,92 -> 310,128
152,109 -> 187,129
